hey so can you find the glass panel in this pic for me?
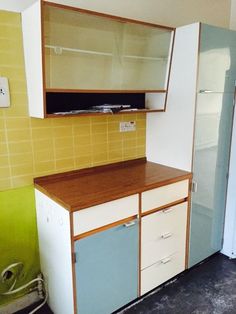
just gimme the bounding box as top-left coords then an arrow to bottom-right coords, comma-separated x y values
44,5 -> 117,89
198,24 -> 236,93
189,92 -> 234,267
43,4 -> 173,90
121,23 -> 173,90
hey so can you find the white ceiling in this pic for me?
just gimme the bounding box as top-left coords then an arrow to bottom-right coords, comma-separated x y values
0,0 -> 37,12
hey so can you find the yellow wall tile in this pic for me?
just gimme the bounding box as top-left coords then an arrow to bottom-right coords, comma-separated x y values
55,158 -> 75,171
34,149 -> 54,162
34,161 -> 55,174
8,141 -> 32,154
0,178 -> 11,190
9,153 -> 33,165
11,164 -> 34,176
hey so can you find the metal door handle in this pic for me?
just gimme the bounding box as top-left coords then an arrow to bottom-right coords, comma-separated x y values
199,89 -> 214,93
161,257 -> 171,264
162,207 -> 173,214
192,181 -> 198,193
161,232 -> 172,239
123,221 -> 136,228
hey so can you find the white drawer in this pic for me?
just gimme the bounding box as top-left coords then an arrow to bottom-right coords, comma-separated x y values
141,202 -> 187,269
141,250 -> 185,295
141,179 -> 189,213
73,194 -> 139,236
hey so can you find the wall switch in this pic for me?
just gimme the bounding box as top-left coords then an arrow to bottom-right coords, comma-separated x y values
0,77 -> 10,108
119,121 -> 136,132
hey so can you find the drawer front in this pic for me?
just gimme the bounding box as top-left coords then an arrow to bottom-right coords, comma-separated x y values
141,202 -> 187,269
141,250 -> 185,295
141,179 -> 189,213
73,194 -> 139,236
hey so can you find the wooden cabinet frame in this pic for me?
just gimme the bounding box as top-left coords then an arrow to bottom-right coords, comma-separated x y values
22,0 -> 175,118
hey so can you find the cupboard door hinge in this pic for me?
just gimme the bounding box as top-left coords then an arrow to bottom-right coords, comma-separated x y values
72,252 -> 77,264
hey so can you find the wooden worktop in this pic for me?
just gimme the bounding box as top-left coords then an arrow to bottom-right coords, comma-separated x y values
34,158 -> 192,212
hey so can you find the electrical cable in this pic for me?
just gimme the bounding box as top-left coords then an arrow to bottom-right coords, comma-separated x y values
1,263 -> 48,313
1,278 -> 44,295
28,290 -> 48,314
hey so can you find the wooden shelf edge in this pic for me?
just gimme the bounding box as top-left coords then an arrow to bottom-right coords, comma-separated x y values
45,89 -> 167,94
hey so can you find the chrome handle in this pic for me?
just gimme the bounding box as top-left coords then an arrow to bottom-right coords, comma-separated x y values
162,208 -> 173,214
199,89 -> 214,94
161,257 -> 171,264
161,232 -> 172,239
192,181 -> 198,193
123,221 -> 136,228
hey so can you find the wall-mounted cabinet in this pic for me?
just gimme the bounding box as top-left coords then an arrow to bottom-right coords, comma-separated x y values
22,1 -> 175,118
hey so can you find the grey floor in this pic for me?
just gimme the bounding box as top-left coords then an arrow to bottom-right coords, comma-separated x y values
16,253 -> 236,314
117,253 -> 236,314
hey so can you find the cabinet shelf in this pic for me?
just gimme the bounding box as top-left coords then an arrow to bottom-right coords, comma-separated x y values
45,45 -> 167,61
45,44 -> 113,57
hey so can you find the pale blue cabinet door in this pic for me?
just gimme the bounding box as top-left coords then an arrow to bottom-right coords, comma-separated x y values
74,219 -> 139,314
189,24 -> 236,267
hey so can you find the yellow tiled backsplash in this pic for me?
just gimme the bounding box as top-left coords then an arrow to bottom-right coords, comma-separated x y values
0,11 -> 146,191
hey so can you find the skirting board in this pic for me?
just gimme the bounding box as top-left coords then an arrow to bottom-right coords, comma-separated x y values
0,291 -> 40,314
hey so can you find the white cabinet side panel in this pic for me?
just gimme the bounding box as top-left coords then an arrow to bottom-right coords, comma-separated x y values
22,1 -> 44,118
222,110 -> 236,258
146,23 -> 200,171
35,190 -> 74,314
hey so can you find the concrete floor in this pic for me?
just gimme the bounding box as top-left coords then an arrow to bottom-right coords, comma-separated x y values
118,253 -> 236,314
16,253 -> 236,314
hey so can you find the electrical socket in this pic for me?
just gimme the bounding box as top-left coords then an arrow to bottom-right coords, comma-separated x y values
119,121 -> 136,132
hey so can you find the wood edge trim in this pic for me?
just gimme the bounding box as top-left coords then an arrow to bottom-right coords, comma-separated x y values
40,0 -> 47,118
69,213 -> 77,314
43,1 -> 175,30
73,215 -> 138,240
45,89 -> 167,93
164,29 -> 176,112
185,180 -> 192,269
138,193 -> 142,297
141,198 -> 188,217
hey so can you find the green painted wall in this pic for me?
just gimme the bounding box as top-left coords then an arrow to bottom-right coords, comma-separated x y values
0,186 -> 40,304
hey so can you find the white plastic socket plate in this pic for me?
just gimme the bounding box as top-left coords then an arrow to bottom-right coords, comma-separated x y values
0,77 -> 10,108
119,121 -> 136,132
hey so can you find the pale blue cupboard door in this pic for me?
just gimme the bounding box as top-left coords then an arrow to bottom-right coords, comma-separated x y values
189,24 -> 236,267
74,219 -> 139,314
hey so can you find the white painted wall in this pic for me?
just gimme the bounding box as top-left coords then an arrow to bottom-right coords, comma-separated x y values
0,0 -> 36,12
0,0 -> 232,29
230,0 -> 236,30
45,0 -> 231,28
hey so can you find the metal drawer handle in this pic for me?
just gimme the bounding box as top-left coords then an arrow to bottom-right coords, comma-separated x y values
161,257 -> 171,264
162,208 -> 173,214
161,232 -> 172,239
123,221 -> 136,228
199,89 -> 214,93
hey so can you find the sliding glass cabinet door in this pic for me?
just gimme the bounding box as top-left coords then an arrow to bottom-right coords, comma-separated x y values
189,24 -> 236,267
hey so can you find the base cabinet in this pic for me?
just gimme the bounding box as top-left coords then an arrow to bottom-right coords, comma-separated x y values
35,175 -> 190,313
75,220 -> 139,314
